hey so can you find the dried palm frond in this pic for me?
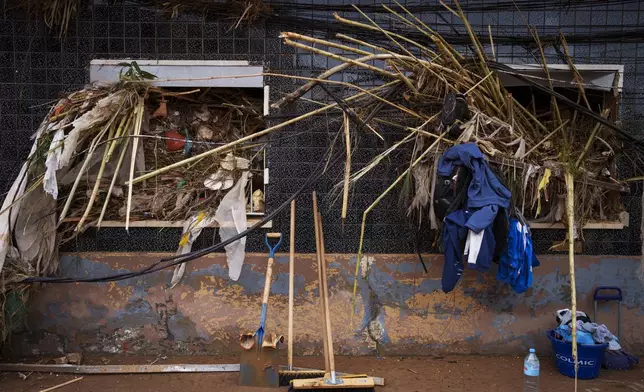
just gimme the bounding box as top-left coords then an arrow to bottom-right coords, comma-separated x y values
266,1 -> 644,331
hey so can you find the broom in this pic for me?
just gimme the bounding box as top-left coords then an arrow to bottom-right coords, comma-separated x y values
279,199 -> 326,385
289,193 -> 375,391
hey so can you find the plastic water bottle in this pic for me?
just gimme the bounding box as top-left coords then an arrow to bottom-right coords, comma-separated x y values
524,348 -> 540,392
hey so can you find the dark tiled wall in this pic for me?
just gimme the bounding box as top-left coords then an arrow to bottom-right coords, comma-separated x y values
1,1 -> 644,255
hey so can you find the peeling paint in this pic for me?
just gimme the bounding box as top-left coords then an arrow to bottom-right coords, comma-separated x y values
5,253 -> 644,357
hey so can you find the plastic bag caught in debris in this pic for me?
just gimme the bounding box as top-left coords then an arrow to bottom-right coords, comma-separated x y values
204,153 -> 250,191
204,171 -> 234,191
59,91 -> 126,169
14,187 -> 57,275
170,212 -> 216,289
43,128 -> 66,199
0,163 -> 29,274
214,171 -> 251,281
1,115 -> 52,273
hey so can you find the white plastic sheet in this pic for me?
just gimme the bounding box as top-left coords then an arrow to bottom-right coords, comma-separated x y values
214,171 -> 251,281
170,213 -> 216,289
43,128 -> 65,199
0,163 -> 29,274
59,91 -> 125,168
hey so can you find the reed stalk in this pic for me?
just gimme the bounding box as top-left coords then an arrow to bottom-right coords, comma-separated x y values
350,130 -> 445,327
341,112 -> 351,224
126,97 -> 145,231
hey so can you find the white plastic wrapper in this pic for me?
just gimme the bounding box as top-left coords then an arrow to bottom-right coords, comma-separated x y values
170,213 -> 216,289
43,128 -> 65,199
60,91 -> 125,168
0,163 -> 29,273
214,172 -> 251,281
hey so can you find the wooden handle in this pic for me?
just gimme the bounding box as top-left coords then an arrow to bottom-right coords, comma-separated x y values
312,191 -> 330,372
288,200 -> 295,369
318,211 -> 336,374
262,257 -> 274,305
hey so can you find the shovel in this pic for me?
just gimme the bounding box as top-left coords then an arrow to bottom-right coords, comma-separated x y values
239,232 -> 283,387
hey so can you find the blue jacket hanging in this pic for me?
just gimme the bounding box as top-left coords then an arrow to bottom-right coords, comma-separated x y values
438,143 -> 511,232
497,218 -> 539,293
442,209 -> 496,293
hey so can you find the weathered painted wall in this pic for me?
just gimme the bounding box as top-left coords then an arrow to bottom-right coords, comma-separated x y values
5,252 -> 643,357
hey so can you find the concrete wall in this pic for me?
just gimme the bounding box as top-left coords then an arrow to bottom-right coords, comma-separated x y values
5,252 -> 643,357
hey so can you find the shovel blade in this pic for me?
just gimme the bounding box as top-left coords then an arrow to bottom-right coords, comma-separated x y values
239,347 -> 280,387
239,332 -> 282,388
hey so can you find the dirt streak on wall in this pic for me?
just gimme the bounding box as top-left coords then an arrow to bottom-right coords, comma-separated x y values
4,252 -> 643,357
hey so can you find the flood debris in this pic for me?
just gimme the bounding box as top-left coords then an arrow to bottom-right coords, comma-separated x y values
0,63 -> 266,341
269,1 -> 644,375
2,6 -> 644,381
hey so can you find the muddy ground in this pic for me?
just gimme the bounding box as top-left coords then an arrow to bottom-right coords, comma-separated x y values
1,355 -> 642,391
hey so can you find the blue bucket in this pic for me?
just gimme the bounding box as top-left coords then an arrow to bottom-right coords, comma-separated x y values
548,330 -> 608,379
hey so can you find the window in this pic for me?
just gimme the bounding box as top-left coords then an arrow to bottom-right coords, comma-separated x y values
500,64 -> 626,229
83,60 -> 271,228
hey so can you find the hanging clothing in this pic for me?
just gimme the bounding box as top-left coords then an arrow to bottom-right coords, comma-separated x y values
439,144 -> 513,293
442,209 -> 496,293
491,205 -> 509,263
437,143 -> 511,222
497,218 -> 539,293
437,143 -> 520,293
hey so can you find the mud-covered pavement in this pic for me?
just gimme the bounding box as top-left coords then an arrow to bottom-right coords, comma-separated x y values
1,355 -> 643,391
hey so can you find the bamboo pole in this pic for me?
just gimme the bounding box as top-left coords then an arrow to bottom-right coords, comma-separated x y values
126,98 -> 145,231
336,34 -> 391,55
350,130 -> 445,327
105,107 -> 134,160
531,26 -> 563,130
282,38 -> 398,80
341,112 -> 351,224
271,55 -> 398,108
565,170 -> 579,391
523,120 -> 569,159
280,32 -> 372,56
560,33 -> 591,110
575,109 -> 610,168
488,25 -> 496,61
75,117 -> 117,232
127,82 -> 401,185
57,114 -> 116,225
332,13 -> 436,58
391,0 -> 463,62
97,110 -> 135,228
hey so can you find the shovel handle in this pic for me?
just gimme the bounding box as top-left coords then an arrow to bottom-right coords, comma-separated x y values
262,257 -> 274,305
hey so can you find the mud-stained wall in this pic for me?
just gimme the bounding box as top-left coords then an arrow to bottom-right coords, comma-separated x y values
5,252 -> 643,357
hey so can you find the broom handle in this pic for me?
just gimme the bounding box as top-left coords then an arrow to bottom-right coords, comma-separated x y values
312,192 -> 330,372
288,200 -> 295,370
318,212 -> 336,376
